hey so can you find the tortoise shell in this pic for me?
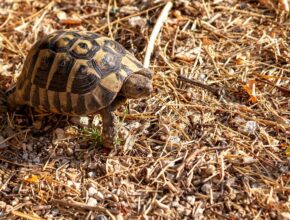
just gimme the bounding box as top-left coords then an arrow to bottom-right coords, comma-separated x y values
15,30 -> 145,115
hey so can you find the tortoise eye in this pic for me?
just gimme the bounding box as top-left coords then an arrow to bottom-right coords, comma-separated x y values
79,42 -> 88,49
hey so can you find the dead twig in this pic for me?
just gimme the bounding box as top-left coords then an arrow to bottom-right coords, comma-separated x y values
51,199 -> 117,216
177,75 -> 222,97
144,1 -> 173,68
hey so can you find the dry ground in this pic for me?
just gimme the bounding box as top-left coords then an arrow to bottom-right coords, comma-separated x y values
0,0 -> 289,219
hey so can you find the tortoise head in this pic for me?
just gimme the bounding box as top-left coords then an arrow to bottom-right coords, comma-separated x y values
121,69 -> 153,99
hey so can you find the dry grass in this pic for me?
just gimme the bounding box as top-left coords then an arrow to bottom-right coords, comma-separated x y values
0,0 -> 289,219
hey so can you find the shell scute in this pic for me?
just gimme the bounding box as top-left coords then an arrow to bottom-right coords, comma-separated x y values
47,53 -> 75,92
92,49 -> 121,77
69,38 -> 100,59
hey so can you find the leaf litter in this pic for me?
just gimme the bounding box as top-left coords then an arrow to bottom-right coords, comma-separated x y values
0,0 -> 289,219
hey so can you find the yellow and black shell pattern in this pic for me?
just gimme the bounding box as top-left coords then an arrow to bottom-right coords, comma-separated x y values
15,30 -> 145,115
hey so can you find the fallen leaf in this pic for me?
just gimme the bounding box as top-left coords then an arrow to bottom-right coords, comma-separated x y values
202,36 -> 213,46
286,146 -> 290,156
242,79 -> 257,103
24,175 -> 40,184
60,19 -> 82,25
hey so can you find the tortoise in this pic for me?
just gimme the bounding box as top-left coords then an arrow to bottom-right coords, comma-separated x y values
5,30 -> 153,148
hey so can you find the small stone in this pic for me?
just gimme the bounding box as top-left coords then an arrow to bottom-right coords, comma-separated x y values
92,115 -> 101,127
79,116 -> 90,126
88,186 -> 98,196
95,215 -> 108,220
70,116 -> 90,127
87,171 -> 96,178
21,143 -> 27,151
54,128 -> 65,139
243,121 -> 257,134
56,10 -> 67,20
128,16 -> 146,28
10,199 -> 19,206
0,201 -> 6,209
242,156 -> 256,164
205,165 -> 216,175
64,126 -> 79,136
201,183 -> 212,194
23,196 -> 30,201
0,136 -> 7,149
93,191 -> 105,200
74,182 -> 81,191
66,147 -> 74,156
119,6 -> 139,14
33,156 -> 41,163
51,208 -> 59,216
186,195 -> 196,206
168,136 -> 180,145
87,197 -> 97,206
172,200 -> 179,207
278,212 -> 290,220
27,143 -> 33,151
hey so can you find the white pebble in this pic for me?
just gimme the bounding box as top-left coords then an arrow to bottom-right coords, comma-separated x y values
0,201 -> 6,209
205,165 -> 216,175
243,121 -> 257,134
80,116 -> 90,126
243,156 -> 256,164
186,195 -> 196,206
168,136 -> 181,144
171,200 -> 179,207
87,197 -> 97,206
70,116 -> 90,127
94,191 -> 105,200
201,183 -> 212,194
11,198 -> 19,206
56,10 -> 67,20
88,186 -> 98,196
128,16 -> 146,28
92,115 -> 101,127
87,171 -> 96,178
51,208 -> 59,216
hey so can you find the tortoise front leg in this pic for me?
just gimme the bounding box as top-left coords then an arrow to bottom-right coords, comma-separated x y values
0,90 -> 8,114
99,107 -> 117,148
7,92 -> 25,111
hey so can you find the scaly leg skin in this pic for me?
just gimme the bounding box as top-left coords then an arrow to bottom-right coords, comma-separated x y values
100,106 -> 117,148
7,92 -> 21,112
0,90 -> 8,115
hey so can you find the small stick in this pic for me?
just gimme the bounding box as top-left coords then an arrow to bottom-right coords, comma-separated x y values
0,128 -> 31,147
144,1 -> 173,68
177,75 -> 220,96
176,147 -> 207,179
255,78 -> 290,95
51,199 -> 117,216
